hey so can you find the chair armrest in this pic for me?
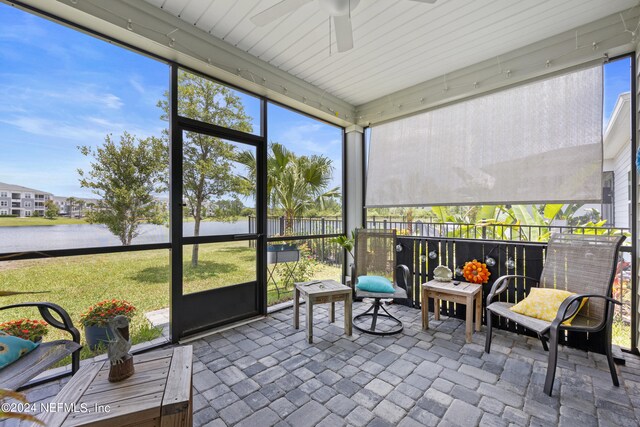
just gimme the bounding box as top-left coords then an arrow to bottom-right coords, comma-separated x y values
550,294 -> 621,330
1,302 -> 82,375
396,264 -> 411,293
396,264 -> 413,306
0,302 -> 80,345
487,275 -> 539,306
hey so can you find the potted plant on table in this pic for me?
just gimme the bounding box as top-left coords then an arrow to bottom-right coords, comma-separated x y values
80,299 -> 136,350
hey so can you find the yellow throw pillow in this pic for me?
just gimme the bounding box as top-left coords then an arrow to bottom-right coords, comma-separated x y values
509,287 -> 587,325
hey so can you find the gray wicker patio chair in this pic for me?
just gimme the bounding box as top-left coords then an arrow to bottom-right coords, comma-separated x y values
351,229 -> 411,335
485,233 -> 625,396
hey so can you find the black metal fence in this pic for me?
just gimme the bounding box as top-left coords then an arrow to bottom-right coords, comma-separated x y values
247,217 -> 344,267
248,216 -> 342,237
249,216 -> 632,345
250,216 -> 630,244
367,219 -> 630,244
396,236 -> 631,354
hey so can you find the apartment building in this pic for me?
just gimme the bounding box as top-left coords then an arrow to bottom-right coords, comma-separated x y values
0,182 -> 52,217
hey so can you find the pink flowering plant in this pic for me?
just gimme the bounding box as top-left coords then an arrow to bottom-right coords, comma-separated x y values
79,299 -> 136,327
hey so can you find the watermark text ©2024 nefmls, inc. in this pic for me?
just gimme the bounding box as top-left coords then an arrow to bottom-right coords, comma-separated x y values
2,402 -> 111,414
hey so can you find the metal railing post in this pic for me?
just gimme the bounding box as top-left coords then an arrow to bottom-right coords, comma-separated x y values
321,218 -> 326,261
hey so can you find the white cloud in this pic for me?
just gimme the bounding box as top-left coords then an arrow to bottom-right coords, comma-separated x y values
0,15 -> 47,43
84,116 -> 117,128
129,76 -> 146,94
103,94 -> 124,110
279,122 -> 335,154
0,82 -> 123,112
1,116 -> 107,142
43,85 -> 123,110
282,122 -> 323,140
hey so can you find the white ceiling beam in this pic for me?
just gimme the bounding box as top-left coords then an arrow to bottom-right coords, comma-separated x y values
6,0 -> 356,126
355,6 -> 640,126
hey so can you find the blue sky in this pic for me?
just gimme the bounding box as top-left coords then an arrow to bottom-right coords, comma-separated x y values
603,56 -> 631,125
0,2 -> 628,200
0,3 -> 342,199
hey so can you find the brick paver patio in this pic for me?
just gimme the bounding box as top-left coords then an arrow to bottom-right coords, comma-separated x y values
4,302 -> 640,426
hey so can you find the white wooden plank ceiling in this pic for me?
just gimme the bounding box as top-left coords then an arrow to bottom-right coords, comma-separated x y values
145,0 -> 638,106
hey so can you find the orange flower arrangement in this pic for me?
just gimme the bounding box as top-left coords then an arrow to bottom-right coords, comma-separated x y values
0,319 -> 48,342
462,259 -> 491,284
79,299 -> 136,327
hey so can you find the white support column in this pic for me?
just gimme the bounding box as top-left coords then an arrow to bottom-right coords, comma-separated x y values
345,125 -> 364,281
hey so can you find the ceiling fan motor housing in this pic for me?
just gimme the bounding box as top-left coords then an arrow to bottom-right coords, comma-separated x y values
318,0 -> 361,16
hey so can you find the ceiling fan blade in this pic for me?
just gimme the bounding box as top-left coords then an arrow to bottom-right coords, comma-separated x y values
333,15 -> 353,53
409,0 -> 437,3
250,0 -> 313,27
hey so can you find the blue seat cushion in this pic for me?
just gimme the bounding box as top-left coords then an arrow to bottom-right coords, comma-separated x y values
0,332 -> 39,369
356,276 -> 395,293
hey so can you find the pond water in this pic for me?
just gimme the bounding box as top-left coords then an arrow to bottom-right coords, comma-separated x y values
0,221 -> 251,253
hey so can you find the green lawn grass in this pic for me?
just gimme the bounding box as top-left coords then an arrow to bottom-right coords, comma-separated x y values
613,319 -> 631,349
0,217 -> 87,226
0,242 -> 341,356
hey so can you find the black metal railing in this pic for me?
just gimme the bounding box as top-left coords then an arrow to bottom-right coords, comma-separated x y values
250,216 -> 630,244
248,216 -> 343,237
368,220 -> 630,244
248,217 -> 633,337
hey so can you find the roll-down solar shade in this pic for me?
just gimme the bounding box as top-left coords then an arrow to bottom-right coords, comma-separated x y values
366,65 -> 603,207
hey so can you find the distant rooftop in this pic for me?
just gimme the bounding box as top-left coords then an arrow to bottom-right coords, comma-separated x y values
0,182 -> 52,195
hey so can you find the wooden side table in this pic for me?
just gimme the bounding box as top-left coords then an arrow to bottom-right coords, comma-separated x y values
422,280 -> 482,343
294,280 -> 352,343
40,346 -> 193,427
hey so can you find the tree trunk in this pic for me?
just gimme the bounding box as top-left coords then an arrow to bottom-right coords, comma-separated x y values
122,222 -> 132,246
285,211 -> 294,236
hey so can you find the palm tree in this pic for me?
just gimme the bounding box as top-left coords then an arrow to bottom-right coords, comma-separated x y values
65,197 -> 78,218
237,143 -> 339,234
75,200 -> 85,218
